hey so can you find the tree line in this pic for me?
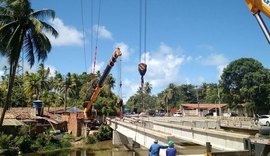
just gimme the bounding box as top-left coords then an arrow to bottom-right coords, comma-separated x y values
0,63 -> 119,116
126,58 -> 270,116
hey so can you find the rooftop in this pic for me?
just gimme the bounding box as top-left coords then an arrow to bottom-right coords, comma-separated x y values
181,103 -> 227,109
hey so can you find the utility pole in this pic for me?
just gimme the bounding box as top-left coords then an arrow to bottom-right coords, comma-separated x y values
196,85 -> 200,117
64,76 -> 67,112
218,85 -> 221,116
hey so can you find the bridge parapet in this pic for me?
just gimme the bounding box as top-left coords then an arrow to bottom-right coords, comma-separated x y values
107,117 -> 253,152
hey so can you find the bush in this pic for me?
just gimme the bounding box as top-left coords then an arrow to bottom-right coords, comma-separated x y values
0,131 -> 72,154
95,125 -> 112,141
30,132 -> 72,152
85,134 -> 97,144
59,134 -> 72,147
14,135 -> 33,153
0,133 -> 18,155
0,133 -> 14,149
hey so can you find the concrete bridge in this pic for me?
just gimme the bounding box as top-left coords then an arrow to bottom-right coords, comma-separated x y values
106,116 -> 254,156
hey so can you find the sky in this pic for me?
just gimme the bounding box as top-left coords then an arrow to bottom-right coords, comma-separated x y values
1,0 -> 270,103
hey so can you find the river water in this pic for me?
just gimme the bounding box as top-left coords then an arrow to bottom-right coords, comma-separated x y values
24,140 -> 149,156
24,140 -> 206,156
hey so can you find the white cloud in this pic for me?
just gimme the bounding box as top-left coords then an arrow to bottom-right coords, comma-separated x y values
217,64 -> 227,79
197,44 -> 216,52
45,65 -> 57,77
23,63 -> 37,73
120,43 -> 188,101
0,71 -> 3,78
122,79 -> 140,103
142,43 -> 186,91
114,42 -> 131,60
0,57 -> 40,76
198,76 -> 206,84
93,25 -> 113,40
0,57 -> 8,77
0,57 -> 58,78
47,18 -> 83,46
200,53 -> 228,66
90,61 -> 104,74
186,56 -> 192,62
197,53 -> 228,80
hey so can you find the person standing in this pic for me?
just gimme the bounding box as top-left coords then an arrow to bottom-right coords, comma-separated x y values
149,139 -> 168,156
166,141 -> 177,156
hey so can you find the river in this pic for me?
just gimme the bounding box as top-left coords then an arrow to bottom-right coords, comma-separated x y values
24,140 -> 149,156
23,140 -> 206,156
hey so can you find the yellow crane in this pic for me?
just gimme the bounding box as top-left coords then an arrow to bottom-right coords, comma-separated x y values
245,0 -> 270,44
84,48 -> 122,119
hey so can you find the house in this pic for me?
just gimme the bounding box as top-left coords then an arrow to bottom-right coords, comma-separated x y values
0,107 -> 67,135
181,103 -> 227,116
0,119 -> 25,134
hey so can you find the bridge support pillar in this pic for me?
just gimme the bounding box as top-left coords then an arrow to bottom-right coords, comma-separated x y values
132,141 -> 140,148
112,130 -> 129,145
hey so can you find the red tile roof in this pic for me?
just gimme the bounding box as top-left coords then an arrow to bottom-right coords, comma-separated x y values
181,103 -> 227,109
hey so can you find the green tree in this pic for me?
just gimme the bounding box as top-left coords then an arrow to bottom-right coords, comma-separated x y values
201,83 -> 219,103
0,0 -> 58,126
11,76 -> 27,107
144,82 -> 152,94
23,64 -> 50,101
23,72 -> 41,101
37,64 -> 50,97
220,58 -> 270,114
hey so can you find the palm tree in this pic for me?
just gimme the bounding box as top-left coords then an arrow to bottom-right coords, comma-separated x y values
0,0 -> 58,126
103,74 -> 115,96
24,64 -> 50,101
163,88 -> 173,116
144,82 -> 152,95
37,64 -> 50,97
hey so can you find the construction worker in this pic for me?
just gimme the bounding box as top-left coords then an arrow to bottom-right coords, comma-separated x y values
166,141 -> 176,156
149,139 -> 168,156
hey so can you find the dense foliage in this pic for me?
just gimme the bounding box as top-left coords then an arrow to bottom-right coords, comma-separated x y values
0,131 -> 72,155
125,83 -> 222,113
220,58 -> 270,114
85,125 -> 112,144
125,58 -> 270,115
0,64 -> 119,115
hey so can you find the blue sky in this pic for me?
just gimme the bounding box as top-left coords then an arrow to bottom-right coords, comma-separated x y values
1,0 -> 270,102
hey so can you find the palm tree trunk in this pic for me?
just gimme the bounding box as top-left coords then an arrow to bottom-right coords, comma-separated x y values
0,60 -> 18,127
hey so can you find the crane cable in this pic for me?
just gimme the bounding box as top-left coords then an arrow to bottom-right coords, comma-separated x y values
117,57 -> 123,117
138,0 -> 147,112
90,0 -> 93,74
80,0 -> 87,72
92,0 -> 102,74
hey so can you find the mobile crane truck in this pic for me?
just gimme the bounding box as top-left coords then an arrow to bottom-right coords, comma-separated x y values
84,48 -> 122,120
246,0 -> 270,44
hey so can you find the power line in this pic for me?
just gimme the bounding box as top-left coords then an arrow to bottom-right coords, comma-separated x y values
90,0 -> 93,74
80,0 -> 87,72
92,0 -> 102,74
144,0 -> 147,63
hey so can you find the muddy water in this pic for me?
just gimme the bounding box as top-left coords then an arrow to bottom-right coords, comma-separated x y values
25,140 -> 149,156
25,140 -> 206,156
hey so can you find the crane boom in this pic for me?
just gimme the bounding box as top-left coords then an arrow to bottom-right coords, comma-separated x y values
245,0 -> 270,44
84,48 -> 122,119
246,0 -> 270,17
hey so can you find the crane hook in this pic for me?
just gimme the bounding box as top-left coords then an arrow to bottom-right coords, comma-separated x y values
138,63 -> 147,77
